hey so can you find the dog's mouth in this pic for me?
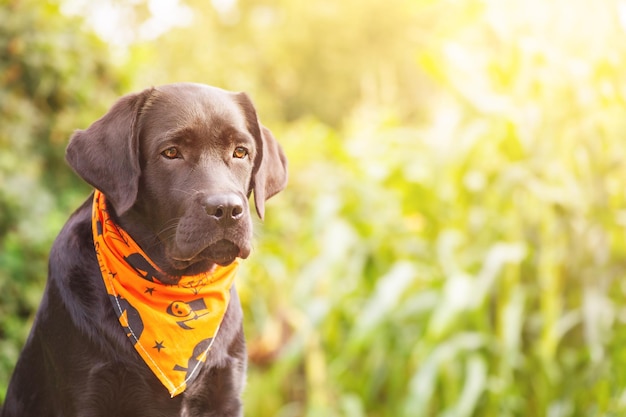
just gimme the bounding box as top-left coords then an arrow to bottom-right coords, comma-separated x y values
170,239 -> 246,270
201,239 -> 242,266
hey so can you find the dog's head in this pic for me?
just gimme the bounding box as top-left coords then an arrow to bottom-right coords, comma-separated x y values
66,83 -> 287,276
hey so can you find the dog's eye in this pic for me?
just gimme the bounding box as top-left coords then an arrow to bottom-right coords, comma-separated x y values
233,146 -> 248,159
161,147 -> 180,159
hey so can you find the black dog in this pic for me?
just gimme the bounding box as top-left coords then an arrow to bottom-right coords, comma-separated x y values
1,83 -> 287,417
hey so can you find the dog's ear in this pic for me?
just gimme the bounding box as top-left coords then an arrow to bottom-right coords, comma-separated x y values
66,88 -> 156,216
253,125 -> 288,219
237,93 -> 288,219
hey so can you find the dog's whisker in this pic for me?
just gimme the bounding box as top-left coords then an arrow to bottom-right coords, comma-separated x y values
170,188 -> 196,196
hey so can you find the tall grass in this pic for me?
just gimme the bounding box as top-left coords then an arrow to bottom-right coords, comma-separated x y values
241,109 -> 626,416
238,3 -> 626,414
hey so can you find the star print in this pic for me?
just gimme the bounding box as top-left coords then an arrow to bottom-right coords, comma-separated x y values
145,287 -> 155,295
153,341 -> 165,352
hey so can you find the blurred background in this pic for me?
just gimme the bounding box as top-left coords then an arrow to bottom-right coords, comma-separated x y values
2,0 -> 626,415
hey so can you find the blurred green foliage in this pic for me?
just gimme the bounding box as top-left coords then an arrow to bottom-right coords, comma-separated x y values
0,0 -> 128,397
2,0 -> 626,416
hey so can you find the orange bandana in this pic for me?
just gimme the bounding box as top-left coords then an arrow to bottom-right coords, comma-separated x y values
91,190 -> 239,397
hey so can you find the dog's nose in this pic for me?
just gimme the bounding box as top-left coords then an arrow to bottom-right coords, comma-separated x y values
203,194 -> 244,222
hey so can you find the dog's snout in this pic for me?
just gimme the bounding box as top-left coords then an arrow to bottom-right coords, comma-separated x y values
203,194 -> 244,222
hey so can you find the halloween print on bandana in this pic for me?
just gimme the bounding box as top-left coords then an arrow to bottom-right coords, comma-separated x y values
109,294 -> 144,344
125,252 -> 163,282
173,338 -> 214,383
167,299 -> 211,330
91,190 -> 239,397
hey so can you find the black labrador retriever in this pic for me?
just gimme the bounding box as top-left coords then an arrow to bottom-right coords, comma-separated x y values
1,83 -> 287,417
